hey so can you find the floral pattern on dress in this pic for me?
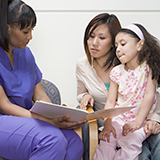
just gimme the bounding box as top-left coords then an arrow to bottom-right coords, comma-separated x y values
110,61 -> 157,122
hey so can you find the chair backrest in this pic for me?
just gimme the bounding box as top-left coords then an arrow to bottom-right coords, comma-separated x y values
41,79 -> 61,105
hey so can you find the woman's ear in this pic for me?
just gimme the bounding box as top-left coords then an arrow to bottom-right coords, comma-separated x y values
137,40 -> 144,51
7,25 -> 11,33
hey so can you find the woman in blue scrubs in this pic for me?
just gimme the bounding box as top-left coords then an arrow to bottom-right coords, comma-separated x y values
0,0 -> 84,159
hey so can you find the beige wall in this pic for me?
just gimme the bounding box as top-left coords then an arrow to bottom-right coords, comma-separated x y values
25,0 -> 160,106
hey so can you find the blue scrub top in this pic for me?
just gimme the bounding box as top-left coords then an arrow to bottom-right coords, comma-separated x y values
0,47 -> 42,112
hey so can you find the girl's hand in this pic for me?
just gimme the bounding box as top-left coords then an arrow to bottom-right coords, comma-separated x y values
123,121 -> 141,136
49,116 -> 85,129
80,94 -> 94,110
99,118 -> 117,142
144,120 -> 160,137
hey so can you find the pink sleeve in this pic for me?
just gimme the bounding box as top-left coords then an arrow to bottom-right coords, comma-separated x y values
109,66 -> 121,85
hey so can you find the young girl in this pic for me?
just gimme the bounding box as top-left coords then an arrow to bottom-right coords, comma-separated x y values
93,24 -> 160,160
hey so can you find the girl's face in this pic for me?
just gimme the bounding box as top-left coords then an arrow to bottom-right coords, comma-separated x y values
87,24 -> 112,60
8,24 -> 34,50
115,32 -> 140,66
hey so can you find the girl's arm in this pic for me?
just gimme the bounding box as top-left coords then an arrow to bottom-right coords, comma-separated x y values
99,80 -> 118,142
135,69 -> 157,125
104,80 -> 118,109
123,69 -> 157,135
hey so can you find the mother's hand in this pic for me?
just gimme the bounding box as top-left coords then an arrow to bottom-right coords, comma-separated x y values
52,116 -> 85,130
80,94 -> 94,110
144,120 -> 160,137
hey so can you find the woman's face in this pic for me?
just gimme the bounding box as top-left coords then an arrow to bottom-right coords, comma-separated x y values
87,24 -> 112,59
8,24 -> 34,50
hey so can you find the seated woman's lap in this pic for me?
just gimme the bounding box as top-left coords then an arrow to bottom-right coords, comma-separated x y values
139,133 -> 160,160
0,115 -> 83,160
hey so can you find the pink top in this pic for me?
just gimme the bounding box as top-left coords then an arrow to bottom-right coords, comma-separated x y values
110,61 -> 157,122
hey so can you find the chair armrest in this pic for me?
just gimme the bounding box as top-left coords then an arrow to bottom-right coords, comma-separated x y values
86,106 -> 98,160
74,106 -> 98,160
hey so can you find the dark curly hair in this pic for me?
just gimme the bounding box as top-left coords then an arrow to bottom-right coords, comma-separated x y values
117,24 -> 160,86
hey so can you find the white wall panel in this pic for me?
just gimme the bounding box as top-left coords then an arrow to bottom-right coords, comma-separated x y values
25,0 -> 160,11
25,0 -> 160,106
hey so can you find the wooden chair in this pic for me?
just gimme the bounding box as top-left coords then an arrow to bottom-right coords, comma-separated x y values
74,106 -> 98,160
42,79 -> 98,160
